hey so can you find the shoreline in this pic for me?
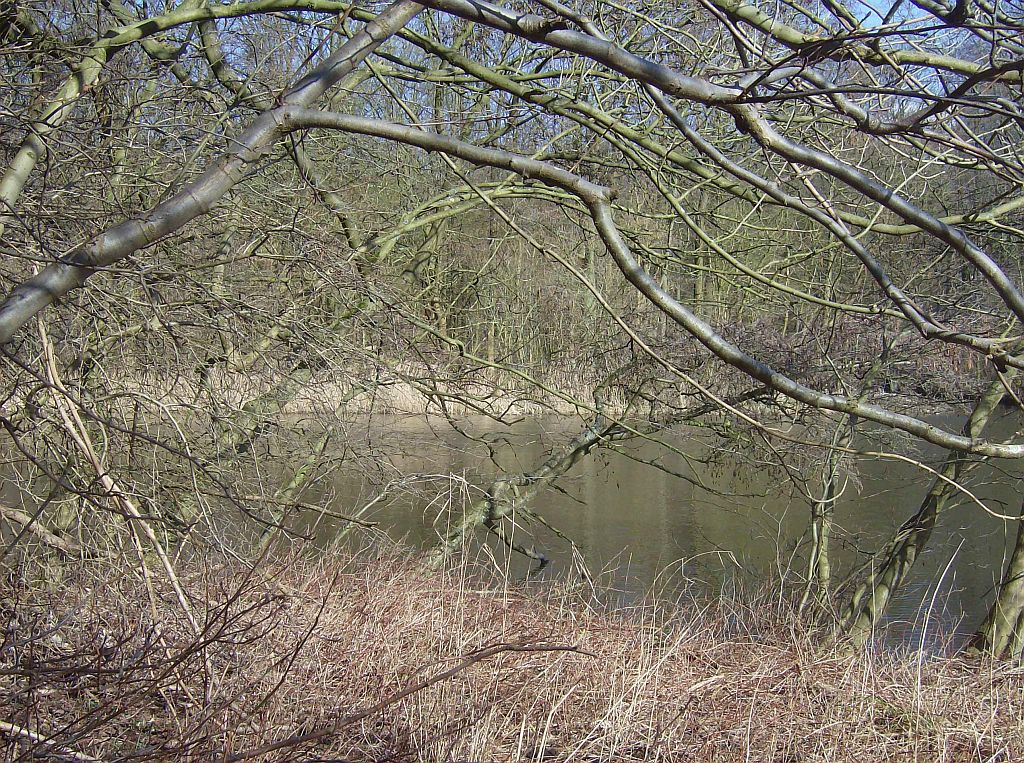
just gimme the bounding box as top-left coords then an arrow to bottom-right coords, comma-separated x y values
7,358 -> 973,423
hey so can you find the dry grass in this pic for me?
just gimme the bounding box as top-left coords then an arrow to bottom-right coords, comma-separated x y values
2,545 -> 1022,762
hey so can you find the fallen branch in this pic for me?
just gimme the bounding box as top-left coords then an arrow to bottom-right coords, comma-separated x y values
0,503 -> 82,557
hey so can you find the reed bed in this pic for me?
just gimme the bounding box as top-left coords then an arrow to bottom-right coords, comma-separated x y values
2,545 -> 1021,761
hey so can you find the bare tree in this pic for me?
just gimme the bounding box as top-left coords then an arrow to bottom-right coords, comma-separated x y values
2,0 -> 1024,655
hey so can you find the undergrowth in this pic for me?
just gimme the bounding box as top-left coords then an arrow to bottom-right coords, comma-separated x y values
2,544 -> 1021,761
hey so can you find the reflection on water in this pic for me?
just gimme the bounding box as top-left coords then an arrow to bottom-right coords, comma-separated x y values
5,403 -> 1018,645
310,410 -> 1023,643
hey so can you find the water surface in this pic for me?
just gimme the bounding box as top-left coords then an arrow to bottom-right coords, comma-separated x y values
309,410 -> 1023,643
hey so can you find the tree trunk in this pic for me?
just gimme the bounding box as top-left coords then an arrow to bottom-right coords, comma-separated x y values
971,497 -> 1024,659
804,336 -> 896,614
801,419 -> 848,612
841,375 -> 1010,644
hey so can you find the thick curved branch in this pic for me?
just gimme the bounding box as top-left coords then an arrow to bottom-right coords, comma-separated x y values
417,0 -> 1024,326
3,15 -> 1023,459
532,0 -> 1023,367
341,3 -> 1023,238
645,90 -> 1024,369
280,109 -> 1024,458
0,0 -> 372,236
0,0 -> 423,345
706,0 -> 1023,81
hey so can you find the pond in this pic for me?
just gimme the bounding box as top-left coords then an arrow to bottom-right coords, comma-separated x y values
3,404 -> 1018,645
301,408 -> 1024,644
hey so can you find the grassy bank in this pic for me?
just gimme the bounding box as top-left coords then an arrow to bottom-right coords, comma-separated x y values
2,546 -> 1022,762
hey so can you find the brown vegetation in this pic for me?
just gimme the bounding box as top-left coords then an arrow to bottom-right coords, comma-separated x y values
3,545 -> 1022,762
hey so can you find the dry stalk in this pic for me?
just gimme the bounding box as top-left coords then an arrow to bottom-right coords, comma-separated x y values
37,318 -> 199,635
0,720 -> 100,763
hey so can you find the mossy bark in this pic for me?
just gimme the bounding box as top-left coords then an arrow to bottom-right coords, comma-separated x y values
841,375 -> 1009,644
971,499 -> 1024,659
